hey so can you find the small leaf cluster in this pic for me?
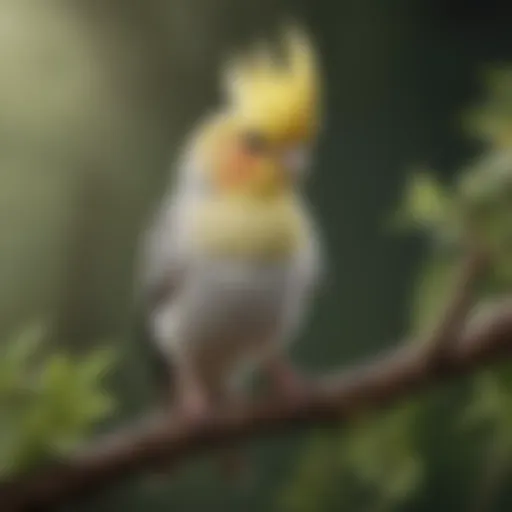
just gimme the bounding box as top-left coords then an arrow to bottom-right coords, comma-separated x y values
280,405 -> 422,512
0,321 -> 116,476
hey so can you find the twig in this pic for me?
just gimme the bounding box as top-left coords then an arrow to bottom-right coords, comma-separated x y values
1,251 -> 508,512
2,299 -> 512,510
421,247 -> 488,364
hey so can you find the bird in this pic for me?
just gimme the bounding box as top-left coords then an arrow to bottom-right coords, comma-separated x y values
138,24 -> 325,432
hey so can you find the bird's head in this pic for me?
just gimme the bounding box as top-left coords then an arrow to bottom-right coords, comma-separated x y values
188,25 -> 322,201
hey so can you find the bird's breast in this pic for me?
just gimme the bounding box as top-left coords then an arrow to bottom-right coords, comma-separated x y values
170,259 -> 298,386
180,259 -> 295,348
190,195 -> 306,261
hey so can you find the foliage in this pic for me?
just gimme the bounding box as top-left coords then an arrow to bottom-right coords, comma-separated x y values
0,321 -> 116,476
282,66 -> 512,511
280,405 -> 422,512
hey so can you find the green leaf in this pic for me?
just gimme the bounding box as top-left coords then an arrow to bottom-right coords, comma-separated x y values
463,66 -> 512,146
408,256 -> 460,337
281,405 -> 423,512
279,432 -> 342,512
4,321 -> 46,364
78,346 -> 116,385
463,370 -> 512,447
345,404 -> 422,501
392,170 -> 451,234
0,321 -> 49,403
0,323 -> 117,476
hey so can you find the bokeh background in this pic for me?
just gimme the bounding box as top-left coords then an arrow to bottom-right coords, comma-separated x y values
2,0 -> 512,511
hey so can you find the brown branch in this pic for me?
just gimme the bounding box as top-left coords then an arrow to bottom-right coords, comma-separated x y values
1,250 -> 507,512
421,247 -> 488,361
2,303 -> 512,511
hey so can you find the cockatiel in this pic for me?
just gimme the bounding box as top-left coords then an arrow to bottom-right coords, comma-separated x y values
140,25 -> 325,421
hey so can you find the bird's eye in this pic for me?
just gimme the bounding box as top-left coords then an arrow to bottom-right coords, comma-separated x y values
241,131 -> 268,155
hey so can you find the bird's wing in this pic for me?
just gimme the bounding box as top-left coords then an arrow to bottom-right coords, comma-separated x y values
279,205 -> 326,345
139,195 -> 188,311
142,147 -> 202,294
135,194 -> 190,397
296,201 -> 327,296
139,147 -> 208,311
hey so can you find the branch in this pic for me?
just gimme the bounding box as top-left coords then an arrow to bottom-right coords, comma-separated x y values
418,245 -> 489,366
1,250 -> 507,512
421,247 -> 488,361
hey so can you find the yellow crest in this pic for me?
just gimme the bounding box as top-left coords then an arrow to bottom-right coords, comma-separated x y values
221,24 -> 321,143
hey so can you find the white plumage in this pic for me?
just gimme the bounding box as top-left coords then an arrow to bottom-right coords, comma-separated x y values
140,145 -> 324,401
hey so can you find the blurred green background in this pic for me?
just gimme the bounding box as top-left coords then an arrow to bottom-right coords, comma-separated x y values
2,0 -> 512,511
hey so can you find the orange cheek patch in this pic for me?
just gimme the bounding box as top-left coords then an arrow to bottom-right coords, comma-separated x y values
218,144 -> 256,189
